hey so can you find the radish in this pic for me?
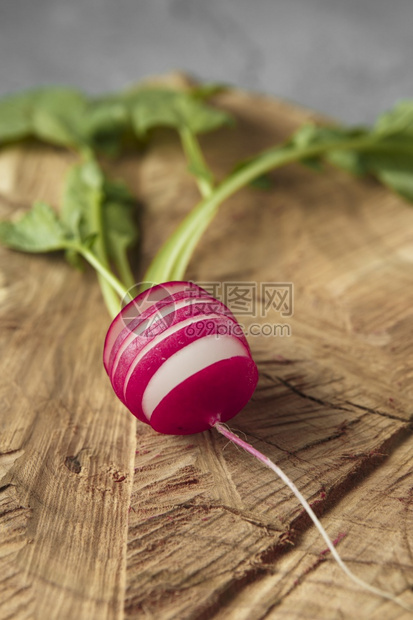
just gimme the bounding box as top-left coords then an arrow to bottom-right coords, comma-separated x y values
103,281 -> 258,434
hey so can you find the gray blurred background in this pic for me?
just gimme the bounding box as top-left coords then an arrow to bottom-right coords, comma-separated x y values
0,0 -> 412,123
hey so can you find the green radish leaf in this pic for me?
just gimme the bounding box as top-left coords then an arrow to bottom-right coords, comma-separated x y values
374,100 -> 413,138
190,82 -> 229,100
361,150 -> 413,202
31,88 -> 88,148
288,123 -> 323,149
0,201 -> 70,252
83,232 -> 100,249
82,96 -> 131,155
325,149 -> 367,176
61,158 -> 104,242
84,97 -> 129,136
0,85 -> 233,151
128,89 -> 233,137
377,169 -> 413,202
287,124 -> 346,170
289,123 -> 367,149
103,181 -> 138,262
0,87 -> 89,148
289,123 -> 373,175
0,91 -> 35,144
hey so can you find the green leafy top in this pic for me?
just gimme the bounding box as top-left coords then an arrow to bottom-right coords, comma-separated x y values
0,153 -> 138,315
127,88 -> 232,137
0,84 -> 231,150
374,100 -> 413,138
0,82 -> 231,314
0,88 -> 88,148
1,80 -> 413,316
0,202 -> 70,252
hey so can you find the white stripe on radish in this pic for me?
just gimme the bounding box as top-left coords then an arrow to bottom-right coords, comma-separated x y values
142,335 -> 249,420
122,313 -> 226,399
103,282 -> 190,370
110,296 -> 216,381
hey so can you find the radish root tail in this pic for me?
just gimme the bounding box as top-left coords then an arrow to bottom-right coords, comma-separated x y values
214,422 -> 413,613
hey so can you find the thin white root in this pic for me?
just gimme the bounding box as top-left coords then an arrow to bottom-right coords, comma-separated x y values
214,422 -> 413,613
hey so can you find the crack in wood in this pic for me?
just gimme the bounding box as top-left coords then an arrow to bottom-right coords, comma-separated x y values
271,374 -> 352,413
0,483 -> 14,496
181,501 -> 283,534
266,372 -> 409,423
344,400 -> 411,423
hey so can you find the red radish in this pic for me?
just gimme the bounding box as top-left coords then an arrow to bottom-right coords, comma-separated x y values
103,281 -> 258,434
103,281 -> 190,370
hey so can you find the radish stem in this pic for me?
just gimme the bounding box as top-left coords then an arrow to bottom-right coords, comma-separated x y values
97,273 -> 121,319
72,244 -> 131,316
144,135 -> 413,285
88,171 -> 120,317
214,422 -> 413,613
111,243 -> 136,292
179,127 -> 214,198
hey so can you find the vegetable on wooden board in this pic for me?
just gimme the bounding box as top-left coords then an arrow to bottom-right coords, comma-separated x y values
103,281 -> 258,435
0,80 -> 413,612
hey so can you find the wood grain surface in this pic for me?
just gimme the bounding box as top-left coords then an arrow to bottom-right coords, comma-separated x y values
1,75 -> 413,620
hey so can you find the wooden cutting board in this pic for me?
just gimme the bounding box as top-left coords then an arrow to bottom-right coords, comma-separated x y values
1,74 -> 413,620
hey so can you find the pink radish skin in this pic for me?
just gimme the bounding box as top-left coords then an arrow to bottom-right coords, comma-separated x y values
123,317 -> 252,427
110,298 -> 243,399
105,282 -> 242,398
148,352 -> 257,435
103,282 -> 191,371
112,313 -> 231,406
108,292 -> 232,383
105,284 -> 224,373
103,281 -> 258,435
